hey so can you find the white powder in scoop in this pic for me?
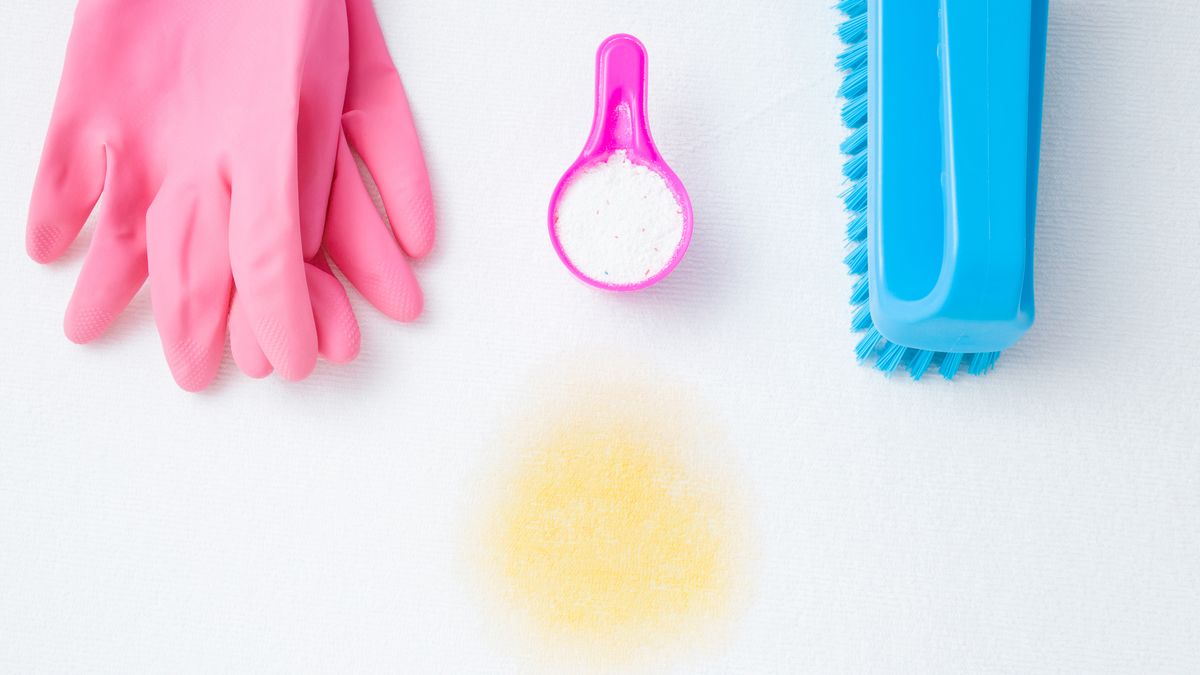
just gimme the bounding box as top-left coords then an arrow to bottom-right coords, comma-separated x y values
554,151 -> 685,286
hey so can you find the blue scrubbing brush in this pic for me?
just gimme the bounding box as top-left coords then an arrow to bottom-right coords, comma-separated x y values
835,0 -> 1049,380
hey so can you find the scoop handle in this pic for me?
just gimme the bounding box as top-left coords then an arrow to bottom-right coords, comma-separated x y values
583,34 -> 658,160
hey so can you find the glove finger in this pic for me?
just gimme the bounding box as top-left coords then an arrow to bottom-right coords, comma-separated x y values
342,107 -> 435,261
145,178 -> 232,393
342,0 -> 435,260
306,258 -> 360,365
228,162 -> 317,383
27,128 -> 106,264
230,257 -> 361,379
62,154 -> 150,344
326,133 -> 424,322
229,290 -> 273,379
295,32 -> 348,260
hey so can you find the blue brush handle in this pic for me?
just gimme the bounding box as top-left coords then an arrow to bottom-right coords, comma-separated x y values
935,0 -> 1032,340
866,0 -> 1047,354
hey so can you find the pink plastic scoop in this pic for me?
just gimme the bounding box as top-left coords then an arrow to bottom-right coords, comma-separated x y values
548,34 -> 694,292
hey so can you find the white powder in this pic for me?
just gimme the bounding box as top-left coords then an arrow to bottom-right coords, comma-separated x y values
554,151 -> 685,286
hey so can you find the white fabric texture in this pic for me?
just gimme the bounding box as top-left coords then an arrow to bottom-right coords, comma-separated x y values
1,1 -> 1198,672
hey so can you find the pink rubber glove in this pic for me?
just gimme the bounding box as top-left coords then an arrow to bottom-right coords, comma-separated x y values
229,0 -> 436,379
28,0 -> 349,390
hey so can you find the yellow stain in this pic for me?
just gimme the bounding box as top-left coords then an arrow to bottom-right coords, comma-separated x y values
486,382 -> 740,655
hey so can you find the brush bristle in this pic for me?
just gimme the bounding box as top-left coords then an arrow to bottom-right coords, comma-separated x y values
907,350 -> 935,381
840,125 -> 867,155
837,42 -> 867,71
846,212 -> 867,242
841,181 -> 867,212
843,242 -> 868,276
855,328 -> 884,363
837,14 -> 867,45
836,1 -> 1002,381
851,304 -> 874,332
850,275 -> 869,305
838,0 -> 868,15
938,353 -> 964,380
842,151 -> 867,181
877,342 -> 909,376
841,95 -> 867,129
838,68 -> 867,99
